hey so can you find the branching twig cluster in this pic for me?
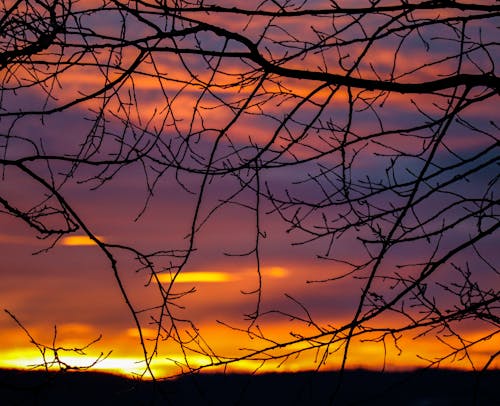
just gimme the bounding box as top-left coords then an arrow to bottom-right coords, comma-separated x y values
1,0 -> 498,393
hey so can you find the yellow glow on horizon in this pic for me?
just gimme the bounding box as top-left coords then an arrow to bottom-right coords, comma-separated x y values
61,235 -> 104,246
0,349 -> 154,377
1,329 -> 498,379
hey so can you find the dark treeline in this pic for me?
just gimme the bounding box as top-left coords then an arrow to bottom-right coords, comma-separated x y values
1,368 -> 498,405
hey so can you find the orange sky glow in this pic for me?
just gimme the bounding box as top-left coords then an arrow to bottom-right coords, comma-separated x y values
1,226 -> 497,376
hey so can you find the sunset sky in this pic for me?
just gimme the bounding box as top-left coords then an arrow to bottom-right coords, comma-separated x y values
0,0 -> 498,378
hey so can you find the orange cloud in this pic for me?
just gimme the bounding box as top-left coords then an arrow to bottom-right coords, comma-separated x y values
0,234 -> 31,244
61,235 -> 104,246
156,266 -> 289,285
157,271 -> 234,284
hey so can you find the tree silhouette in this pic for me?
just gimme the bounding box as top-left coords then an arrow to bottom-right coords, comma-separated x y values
1,0 -> 498,395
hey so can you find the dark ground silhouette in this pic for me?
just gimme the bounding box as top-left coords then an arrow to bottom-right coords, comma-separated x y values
0,368 -> 498,405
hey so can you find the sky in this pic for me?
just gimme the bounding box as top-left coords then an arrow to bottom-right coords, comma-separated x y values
0,0 -> 498,377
